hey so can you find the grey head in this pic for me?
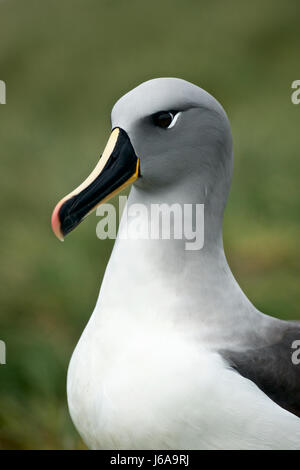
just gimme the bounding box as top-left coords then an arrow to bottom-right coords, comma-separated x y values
112,78 -> 233,222
52,78 -> 233,241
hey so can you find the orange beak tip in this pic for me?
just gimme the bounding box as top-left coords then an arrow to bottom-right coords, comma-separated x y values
51,201 -> 65,242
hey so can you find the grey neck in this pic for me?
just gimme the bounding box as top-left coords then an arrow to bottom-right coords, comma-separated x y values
93,181 -> 266,350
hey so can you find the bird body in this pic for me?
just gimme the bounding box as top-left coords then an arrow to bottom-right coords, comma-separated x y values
52,78 -> 300,449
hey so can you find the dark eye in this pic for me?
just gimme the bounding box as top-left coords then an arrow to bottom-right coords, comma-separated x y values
152,111 -> 177,129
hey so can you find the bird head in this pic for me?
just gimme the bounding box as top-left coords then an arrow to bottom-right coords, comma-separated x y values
51,77 -> 233,241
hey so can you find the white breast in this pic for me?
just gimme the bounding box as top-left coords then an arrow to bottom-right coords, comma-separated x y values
67,197 -> 300,449
67,309 -> 300,450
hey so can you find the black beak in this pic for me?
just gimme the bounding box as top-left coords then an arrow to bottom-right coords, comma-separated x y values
51,128 -> 140,240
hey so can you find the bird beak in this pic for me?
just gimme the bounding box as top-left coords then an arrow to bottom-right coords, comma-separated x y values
51,127 -> 140,241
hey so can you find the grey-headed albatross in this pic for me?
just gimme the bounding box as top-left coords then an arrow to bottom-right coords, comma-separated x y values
51,78 -> 300,449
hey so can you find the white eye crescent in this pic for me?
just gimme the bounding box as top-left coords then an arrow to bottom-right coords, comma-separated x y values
167,112 -> 181,129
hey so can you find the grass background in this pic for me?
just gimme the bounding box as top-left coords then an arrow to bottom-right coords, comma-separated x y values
0,0 -> 299,449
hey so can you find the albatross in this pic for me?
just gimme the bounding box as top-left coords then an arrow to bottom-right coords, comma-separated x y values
51,78 -> 300,449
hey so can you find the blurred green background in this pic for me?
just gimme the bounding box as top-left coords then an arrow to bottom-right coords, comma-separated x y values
0,0 -> 299,449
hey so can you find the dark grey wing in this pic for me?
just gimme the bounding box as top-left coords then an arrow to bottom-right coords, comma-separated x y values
221,325 -> 300,417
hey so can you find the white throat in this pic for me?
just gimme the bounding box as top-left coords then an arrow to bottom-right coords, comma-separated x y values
92,184 -> 260,350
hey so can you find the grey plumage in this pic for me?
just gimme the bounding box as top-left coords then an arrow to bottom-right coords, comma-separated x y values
221,323 -> 300,417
